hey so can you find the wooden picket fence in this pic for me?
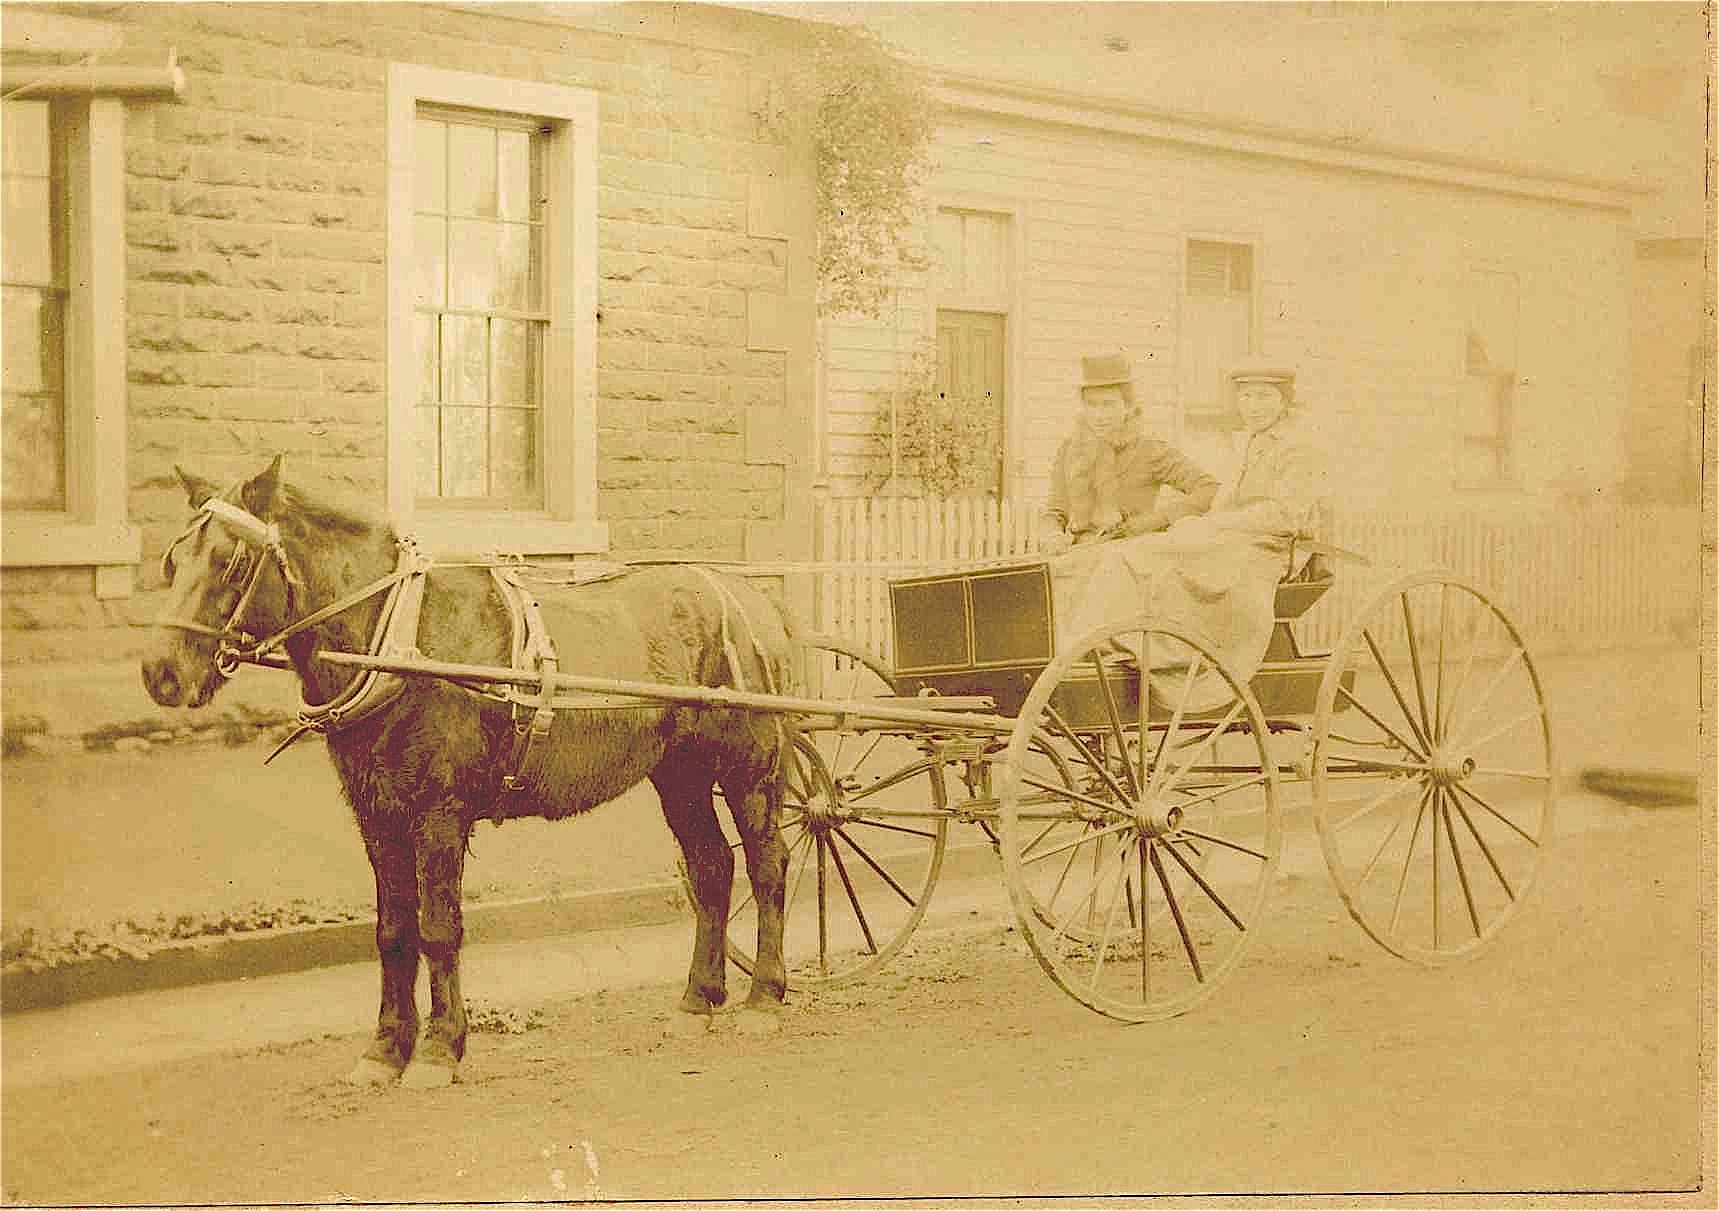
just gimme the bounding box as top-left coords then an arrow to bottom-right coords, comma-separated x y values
807,493 -> 1701,664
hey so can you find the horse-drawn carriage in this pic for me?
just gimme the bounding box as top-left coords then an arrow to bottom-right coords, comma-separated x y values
147,461 -> 1553,1083
717,550 -> 1553,1021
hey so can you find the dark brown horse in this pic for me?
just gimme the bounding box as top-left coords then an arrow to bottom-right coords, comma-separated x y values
142,458 -> 793,1087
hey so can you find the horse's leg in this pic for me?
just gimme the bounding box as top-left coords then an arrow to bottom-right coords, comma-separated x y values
348,812 -> 420,1085
652,760 -> 731,1016
400,802 -> 471,1089
721,761 -> 789,1013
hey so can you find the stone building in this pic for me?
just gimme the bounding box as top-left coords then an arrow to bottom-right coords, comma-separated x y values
2,1 -> 822,735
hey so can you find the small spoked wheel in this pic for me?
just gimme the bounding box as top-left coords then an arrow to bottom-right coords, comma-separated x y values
719,637 -> 947,989
1311,572 -> 1554,964
997,616 -> 1281,1022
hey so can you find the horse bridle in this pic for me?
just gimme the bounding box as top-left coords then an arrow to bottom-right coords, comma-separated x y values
160,493 -> 434,689
157,497 -> 310,677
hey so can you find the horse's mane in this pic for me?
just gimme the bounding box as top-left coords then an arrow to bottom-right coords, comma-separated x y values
273,482 -> 384,541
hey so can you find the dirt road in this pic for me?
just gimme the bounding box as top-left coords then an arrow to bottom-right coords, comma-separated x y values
2,799 -> 1707,1205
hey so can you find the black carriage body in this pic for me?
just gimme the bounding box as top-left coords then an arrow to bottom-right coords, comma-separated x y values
888,558 -> 1348,722
889,562 -> 1057,717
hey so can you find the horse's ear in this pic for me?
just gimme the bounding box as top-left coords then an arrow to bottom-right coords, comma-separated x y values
174,466 -> 216,508
240,455 -> 285,519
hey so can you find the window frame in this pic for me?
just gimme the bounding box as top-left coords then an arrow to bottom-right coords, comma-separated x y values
1176,234 -> 1262,429
926,198 -> 1021,493
0,92 -> 139,593
386,64 -> 605,556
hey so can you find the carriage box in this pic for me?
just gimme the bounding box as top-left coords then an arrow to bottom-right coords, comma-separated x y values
889,562 -> 1055,716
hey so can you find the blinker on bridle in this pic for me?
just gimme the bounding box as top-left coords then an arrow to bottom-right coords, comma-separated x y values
157,496 -> 306,678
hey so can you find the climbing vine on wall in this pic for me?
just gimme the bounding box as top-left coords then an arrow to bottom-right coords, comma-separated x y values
757,25 -> 938,317
866,350 -> 1002,497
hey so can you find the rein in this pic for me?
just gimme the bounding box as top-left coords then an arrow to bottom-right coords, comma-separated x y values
155,494 -> 429,691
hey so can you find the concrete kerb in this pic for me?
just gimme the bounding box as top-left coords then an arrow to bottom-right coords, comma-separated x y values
2,880 -> 689,1015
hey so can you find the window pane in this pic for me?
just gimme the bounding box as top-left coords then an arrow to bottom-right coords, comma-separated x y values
415,313 -> 439,402
494,224 -> 538,311
497,128 -> 533,222
414,216 -> 446,307
447,218 -> 502,310
491,319 -> 537,406
415,405 -> 443,498
415,118 -> 447,215
440,406 -> 488,497
490,407 -> 537,501
2,389 -> 66,509
2,286 -> 60,395
441,315 -> 488,403
2,177 -> 53,284
2,100 -> 50,176
447,123 -> 497,218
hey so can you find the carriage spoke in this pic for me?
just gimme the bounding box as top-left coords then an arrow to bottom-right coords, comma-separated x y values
1087,842 -> 1135,998
839,817 -> 944,841
1149,700 -> 1245,802
1332,775 -> 1423,833
1451,647 -> 1528,740
1401,594 -> 1435,749
1019,772 -> 1127,818
1148,842 -> 1203,984
1178,827 -> 1271,864
1357,784 -> 1418,886
1447,789 -> 1516,900
1336,684 -> 1427,761
1362,628 -> 1432,753
1453,781 -> 1544,847
823,834 -> 878,956
1431,784 -> 1443,950
1151,650 -> 1206,780
1159,832 -> 1248,931
1165,773 -> 1272,814
832,824 -> 921,909
1045,704 -> 1136,807
1468,766 -> 1552,782
1092,648 -> 1140,797
1448,707 -> 1545,757
1434,583 -> 1449,743
1018,818 -> 1138,867
1439,789 -> 1483,939
1387,787 -> 1433,942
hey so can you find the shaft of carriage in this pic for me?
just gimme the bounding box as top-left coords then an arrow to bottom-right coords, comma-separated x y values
316,648 -> 1021,736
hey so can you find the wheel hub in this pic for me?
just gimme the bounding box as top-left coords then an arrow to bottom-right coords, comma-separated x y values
1428,748 -> 1476,787
1132,799 -> 1184,837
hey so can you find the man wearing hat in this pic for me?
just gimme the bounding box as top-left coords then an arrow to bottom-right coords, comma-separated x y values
1211,356 -> 1328,541
1040,353 -> 1219,555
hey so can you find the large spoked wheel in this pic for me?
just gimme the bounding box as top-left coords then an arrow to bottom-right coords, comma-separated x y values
997,616 -> 1282,1022
1311,571 -> 1554,964
720,636 -> 948,989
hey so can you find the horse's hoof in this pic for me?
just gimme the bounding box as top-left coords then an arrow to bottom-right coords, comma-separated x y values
345,1055 -> 404,1086
399,1058 -> 458,1090
664,1011 -> 713,1038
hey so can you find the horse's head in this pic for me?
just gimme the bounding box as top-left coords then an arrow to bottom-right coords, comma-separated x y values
142,456 -> 302,708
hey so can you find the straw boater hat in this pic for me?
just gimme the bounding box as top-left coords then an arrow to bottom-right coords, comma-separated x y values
1080,352 -> 1136,407
1227,355 -> 1297,408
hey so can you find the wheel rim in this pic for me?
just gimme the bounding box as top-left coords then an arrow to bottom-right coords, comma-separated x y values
719,638 -> 947,989
998,618 -> 1281,1022
1312,573 -> 1555,964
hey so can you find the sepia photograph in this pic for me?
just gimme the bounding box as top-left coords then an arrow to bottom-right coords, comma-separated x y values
1,0 -> 1711,1203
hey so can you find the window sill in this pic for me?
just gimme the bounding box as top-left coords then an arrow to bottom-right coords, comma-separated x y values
401,512 -> 610,560
2,516 -> 141,567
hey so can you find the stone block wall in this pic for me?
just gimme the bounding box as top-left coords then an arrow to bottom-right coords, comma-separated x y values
2,1 -> 819,674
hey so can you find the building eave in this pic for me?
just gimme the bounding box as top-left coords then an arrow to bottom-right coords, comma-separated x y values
934,71 -> 1656,213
